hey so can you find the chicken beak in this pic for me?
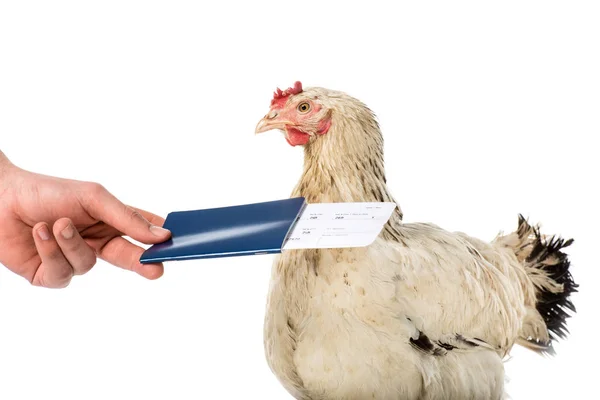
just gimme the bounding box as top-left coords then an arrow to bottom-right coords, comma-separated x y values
255,111 -> 290,134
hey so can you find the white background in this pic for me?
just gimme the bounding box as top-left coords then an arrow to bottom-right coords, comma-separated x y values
1,1 -> 598,399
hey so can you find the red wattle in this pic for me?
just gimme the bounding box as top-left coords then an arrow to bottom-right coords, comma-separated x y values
285,127 -> 311,146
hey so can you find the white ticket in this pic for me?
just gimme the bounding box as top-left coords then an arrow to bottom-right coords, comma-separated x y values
281,202 -> 396,250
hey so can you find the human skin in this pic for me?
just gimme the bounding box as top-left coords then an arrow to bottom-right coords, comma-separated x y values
0,150 -> 171,288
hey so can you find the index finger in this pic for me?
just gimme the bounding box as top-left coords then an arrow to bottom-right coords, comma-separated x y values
97,236 -> 164,280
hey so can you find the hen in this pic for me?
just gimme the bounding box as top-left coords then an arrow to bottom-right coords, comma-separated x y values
255,82 -> 577,400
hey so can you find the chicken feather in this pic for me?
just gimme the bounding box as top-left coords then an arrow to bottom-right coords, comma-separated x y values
257,83 -> 576,400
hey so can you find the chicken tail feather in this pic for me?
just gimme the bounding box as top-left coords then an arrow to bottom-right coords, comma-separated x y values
496,215 -> 577,355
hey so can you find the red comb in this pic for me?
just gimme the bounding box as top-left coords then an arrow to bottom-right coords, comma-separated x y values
270,81 -> 303,108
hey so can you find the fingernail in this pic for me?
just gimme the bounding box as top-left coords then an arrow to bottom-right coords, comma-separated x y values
61,223 -> 75,240
150,225 -> 170,237
37,225 -> 51,241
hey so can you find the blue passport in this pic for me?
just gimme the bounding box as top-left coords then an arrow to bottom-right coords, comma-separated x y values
139,197 -> 306,263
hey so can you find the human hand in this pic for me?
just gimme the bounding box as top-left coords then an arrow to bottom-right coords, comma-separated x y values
0,152 -> 171,288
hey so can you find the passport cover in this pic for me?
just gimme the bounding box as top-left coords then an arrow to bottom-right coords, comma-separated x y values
139,197 -> 306,263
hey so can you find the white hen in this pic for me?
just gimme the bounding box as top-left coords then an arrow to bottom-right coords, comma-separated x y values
255,82 -> 576,400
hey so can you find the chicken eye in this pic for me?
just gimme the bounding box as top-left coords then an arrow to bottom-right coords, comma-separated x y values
297,102 -> 311,114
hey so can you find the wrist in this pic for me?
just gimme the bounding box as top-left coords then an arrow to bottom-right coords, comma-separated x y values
0,151 -> 8,172
0,151 -> 17,189
0,151 -> 10,175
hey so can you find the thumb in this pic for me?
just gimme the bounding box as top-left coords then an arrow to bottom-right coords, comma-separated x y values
81,183 -> 171,244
